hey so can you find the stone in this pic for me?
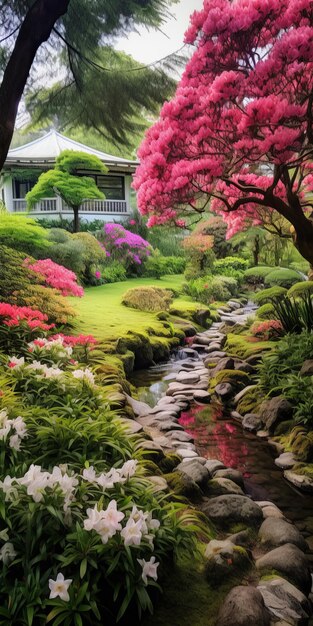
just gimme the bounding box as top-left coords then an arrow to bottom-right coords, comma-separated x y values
228,529 -> 255,548
125,394 -> 152,417
237,362 -> 256,374
257,430 -> 270,439
256,544 -> 311,594
157,395 -> 178,405
159,421 -> 184,432
144,410 -> 179,420
208,477 -> 244,496
206,351 -> 227,359
228,300 -> 242,309
193,336 -> 214,346
300,360 -> 313,377
205,459 -> 226,474
275,452 -> 296,469
149,403 -> 181,414
284,470 -> 313,493
194,390 -> 211,403
214,468 -> 244,488
216,586 -> 270,626
167,430 -> 194,443
258,518 -> 307,551
262,505 -> 285,520
176,448 -> 199,459
259,396 -> 293,433
231,410 -> 243,421
177,459 -> 210,488
206,342 -> 223,354
246,354 -> 264,366
170,441 -> 196,451
119,418 -> 143,434
213,357 -> 235,373
148,476 -> 168,492
204,540 -> 251,586
242,413 -> 263,432
176,371 -> 200,384
257,577 -> 311,625
202,494 -> 263,528
233,385 -> 258,405
215,382 -> 234,401
136,441 -> 165,462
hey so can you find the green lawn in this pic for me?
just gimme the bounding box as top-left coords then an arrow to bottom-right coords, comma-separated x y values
71,275 -> 197,342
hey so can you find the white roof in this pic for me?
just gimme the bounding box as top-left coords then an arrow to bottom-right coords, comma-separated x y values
6,130 -> 138,168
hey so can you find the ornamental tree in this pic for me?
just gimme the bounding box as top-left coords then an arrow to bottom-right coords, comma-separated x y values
26,150 -> 107,232
134,0 -> 313,266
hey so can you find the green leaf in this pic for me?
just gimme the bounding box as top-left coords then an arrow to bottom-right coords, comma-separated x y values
79,558 -> 87,579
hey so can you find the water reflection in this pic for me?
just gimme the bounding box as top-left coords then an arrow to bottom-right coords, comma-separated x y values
131,362 -> 313,528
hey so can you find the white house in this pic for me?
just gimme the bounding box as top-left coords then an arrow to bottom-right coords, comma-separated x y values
0,130 -> 138,222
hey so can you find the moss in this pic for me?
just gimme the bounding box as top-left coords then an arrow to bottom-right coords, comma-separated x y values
142,460 -> 163,476
253,286 -> 288,304
259,570 -> 284,582
141,552 -> 235,626
237,387 -> 263,415
228,523 -> 249,534
165,472 -> 202,499
291,463 -> 313,478
225,333 -> 273,359
159,453 -> 182,473
210,369 -> 251,392
155,310 -> 170,321
274,419 -> 295,436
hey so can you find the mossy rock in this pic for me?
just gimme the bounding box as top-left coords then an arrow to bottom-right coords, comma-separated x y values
142,460 -> 163,476
211,369 -> 251,391
291,431 -> 313,462
204,543 -> 252,587
159,453 -> 182,473
274,419 -> 295,436
155,310 -> 170,321
237,387 -> 263,415
288,281 -> 313,298
225,333 -> 273,359
165,471 -> 202,499
118,350 -> 135,376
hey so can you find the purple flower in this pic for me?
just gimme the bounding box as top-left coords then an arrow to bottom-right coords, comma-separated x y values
95,271 -> 101,279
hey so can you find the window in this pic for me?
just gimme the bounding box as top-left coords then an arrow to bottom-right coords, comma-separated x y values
95,175 -> 125,200
13,178 -> 38,199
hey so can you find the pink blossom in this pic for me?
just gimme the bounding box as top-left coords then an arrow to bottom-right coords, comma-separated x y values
24,259 -> 84,297
95,271 -> 101,279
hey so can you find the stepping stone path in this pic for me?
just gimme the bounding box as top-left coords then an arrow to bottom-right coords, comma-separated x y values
124,298 -> 313,625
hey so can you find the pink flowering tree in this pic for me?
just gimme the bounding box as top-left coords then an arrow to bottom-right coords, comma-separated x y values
133,0 -> 313,266
99,223 -> 151,274
24,258 -> 84,297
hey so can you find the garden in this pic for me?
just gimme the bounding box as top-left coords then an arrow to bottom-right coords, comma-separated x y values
1,0 -> 313,625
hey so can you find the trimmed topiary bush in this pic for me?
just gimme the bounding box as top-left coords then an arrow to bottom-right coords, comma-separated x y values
244,266 -> 274,284
287,281 -> 313,298
264,268 -> 302,288
122,287 -> 174,312
253,286 -> 287,304
255,303 -> 276,320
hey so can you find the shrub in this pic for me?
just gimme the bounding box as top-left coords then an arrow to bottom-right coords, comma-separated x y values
273,294 -> 313,333
144,251 -> 186,279
0,213 -> 50,257
259,332 -> 313,392
19,284 -> 76,325
186,275 -> 238,304
98,223 -> 152,275
102,261 -> 127,283
48,229 -> 106,285
288,281 -> 313,298
244,266 -> 275,284
250,320 -> 284,340
264,268 -> 302,288
253,286 -> 288,304
122,287 -> 173,311
213,256 -> 249,272
255,303 -> 276,320
0,302 -> 54,352
24,258 -> 84,297
72,232 -> 107,283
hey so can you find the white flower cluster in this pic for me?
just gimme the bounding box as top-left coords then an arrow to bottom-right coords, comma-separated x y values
28,337 -> 73,359
72,368 -> 95,386
82,459 -> 138,489
84,500 -> 160,549
8,356 -> 95,385
0,464 -> 78,511
0,409 -> 27,451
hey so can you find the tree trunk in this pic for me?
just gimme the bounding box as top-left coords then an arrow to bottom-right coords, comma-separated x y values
73,206 -> 80,232
292,216 -> 313,267
0,0 -> 70,170
253,235 -> 260,266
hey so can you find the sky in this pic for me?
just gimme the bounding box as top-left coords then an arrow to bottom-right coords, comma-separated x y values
115,0 -> 204,64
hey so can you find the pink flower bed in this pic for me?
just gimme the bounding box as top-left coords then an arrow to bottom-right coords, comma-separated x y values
24,258 -> 84,297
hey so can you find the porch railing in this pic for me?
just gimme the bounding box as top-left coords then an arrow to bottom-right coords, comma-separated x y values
13,198 -> 128,214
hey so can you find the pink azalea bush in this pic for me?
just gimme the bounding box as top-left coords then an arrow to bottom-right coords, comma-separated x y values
0,303 -> 53,331
133,0 -> 313,264
24,258 -> 84,297
251,319 -> 284,340
99,223 -> 151,269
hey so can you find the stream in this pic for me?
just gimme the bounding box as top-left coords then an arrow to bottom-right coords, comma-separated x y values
130,358 -> 313,541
